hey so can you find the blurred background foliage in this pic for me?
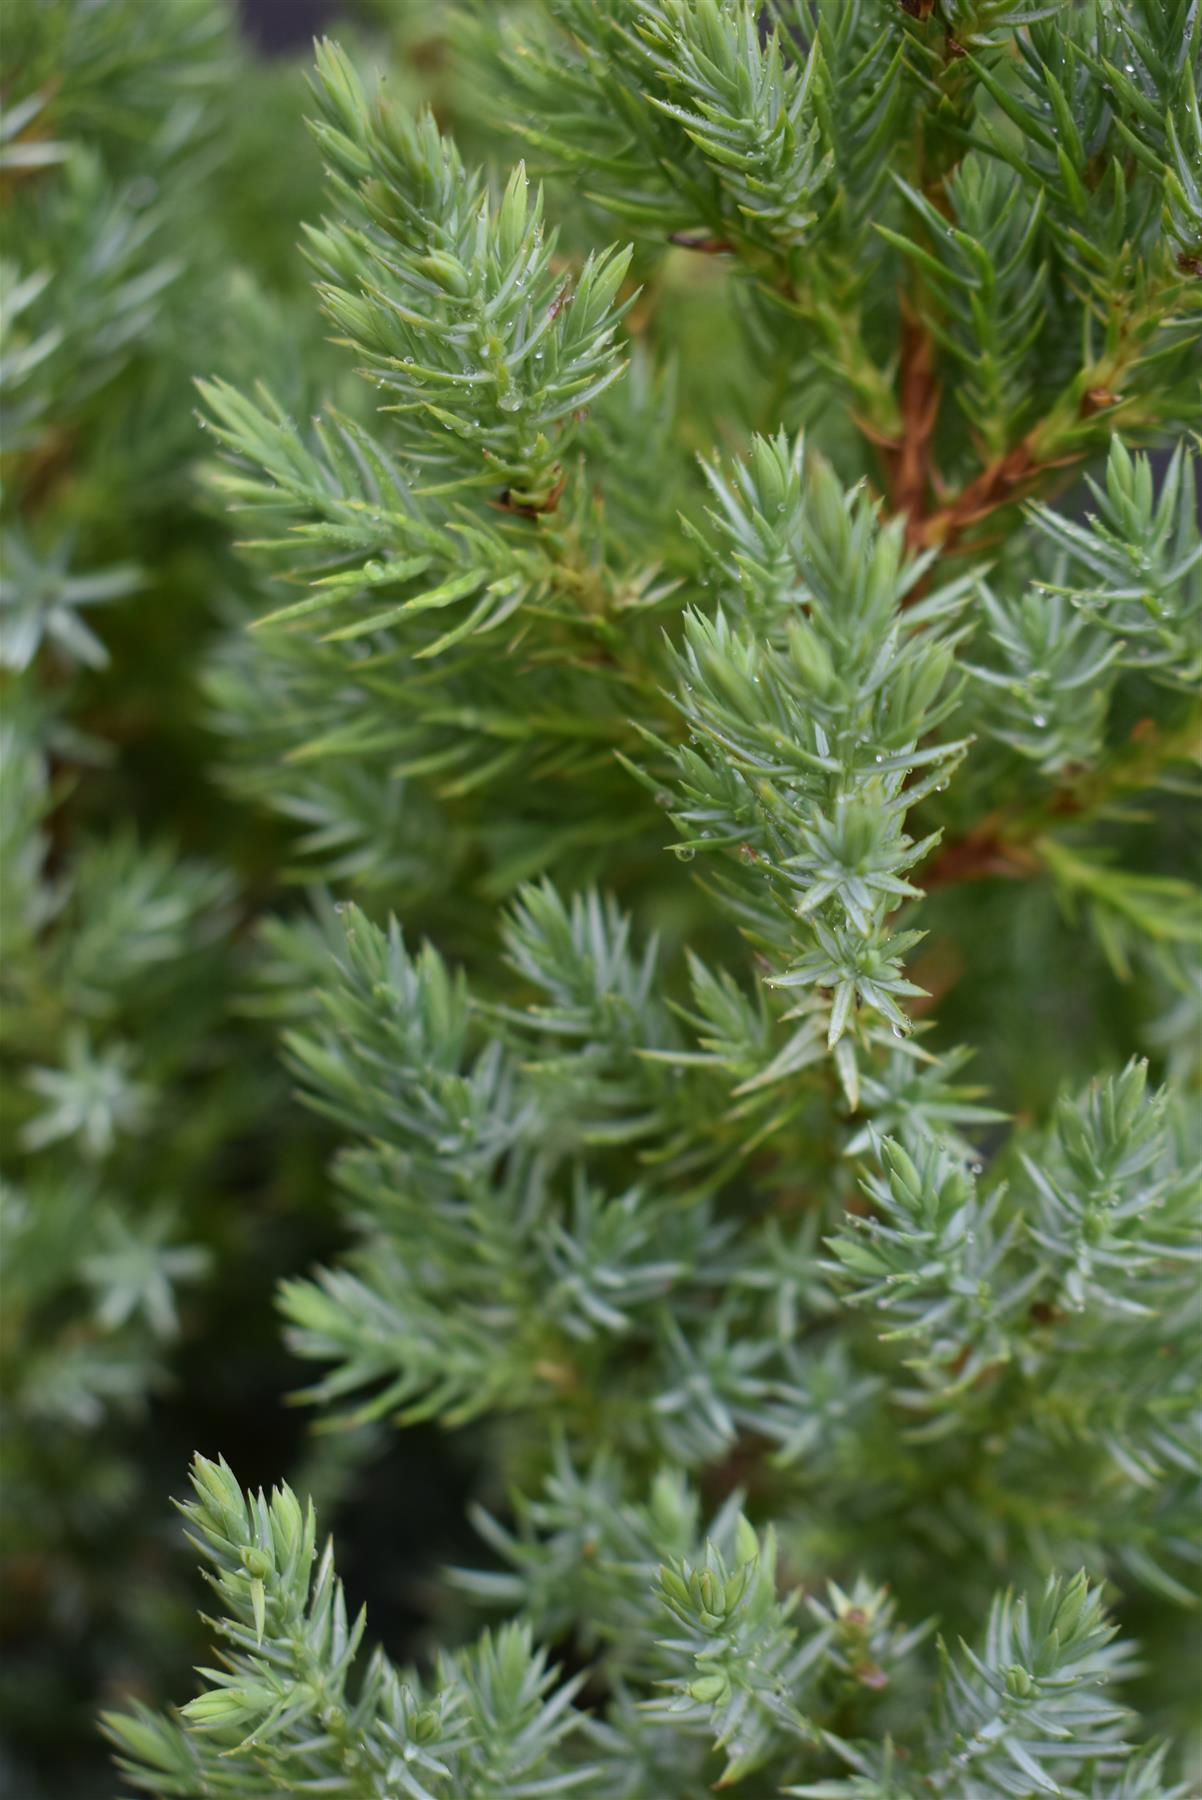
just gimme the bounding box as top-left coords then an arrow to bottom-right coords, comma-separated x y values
0,6 -> 476,1795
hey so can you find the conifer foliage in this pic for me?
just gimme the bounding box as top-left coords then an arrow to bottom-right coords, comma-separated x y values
0,2 -> 333,1788
5,1 -> 1200,1796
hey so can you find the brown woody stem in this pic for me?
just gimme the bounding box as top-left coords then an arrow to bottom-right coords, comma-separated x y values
888,310 -> 941,557
923,711 -> 1202,892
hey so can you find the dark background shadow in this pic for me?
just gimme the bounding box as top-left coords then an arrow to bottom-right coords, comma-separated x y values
240,0 -> 333,51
